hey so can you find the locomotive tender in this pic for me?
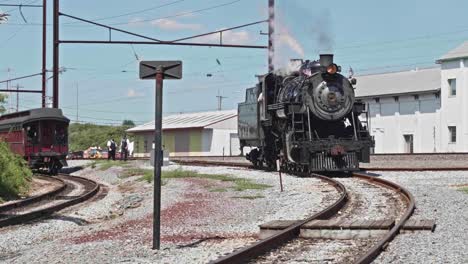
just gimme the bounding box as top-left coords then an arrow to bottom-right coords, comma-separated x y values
238,54 -> 374,171
0,108 -> 69,174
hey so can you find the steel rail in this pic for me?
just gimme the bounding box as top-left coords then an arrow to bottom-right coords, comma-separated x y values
211,173 -> 348,264
352,172 -> 415,264
0,175 -> 65,213
0,174 -> 100,228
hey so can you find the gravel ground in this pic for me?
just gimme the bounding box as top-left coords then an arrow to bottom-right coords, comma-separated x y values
1,160 -> 465,263
171,154 -> 468,169
333,177 -> 405,222
362,154 -> 468,169
256,177 -> 406,264
0,160 -> 340,263
374,171 -> 468,264
256,238 -> 379,264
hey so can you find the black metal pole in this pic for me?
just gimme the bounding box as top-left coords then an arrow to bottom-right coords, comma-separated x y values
153,66 -> 163,250
42,0 -> 46,108
53,0 -> 59,108
268,0 -> 274,72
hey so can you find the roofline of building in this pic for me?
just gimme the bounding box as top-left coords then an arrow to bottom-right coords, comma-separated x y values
435,57 -> 467,64
356,88 -> 440,100
204,114 -> 238,127
355,66 -> 439,77
126,126 -> 206,133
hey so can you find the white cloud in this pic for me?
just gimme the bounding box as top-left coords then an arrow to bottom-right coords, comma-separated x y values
151,18 -> 202,31
127,89 -> 143,97
127,17 -> 145,27
194,29 -> 252,45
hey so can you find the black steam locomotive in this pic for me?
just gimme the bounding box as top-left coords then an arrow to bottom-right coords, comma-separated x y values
238,54 -> 374,172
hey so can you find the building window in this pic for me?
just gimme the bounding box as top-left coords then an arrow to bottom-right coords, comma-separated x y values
448,78 -> 456,96
448,126 -> 456,143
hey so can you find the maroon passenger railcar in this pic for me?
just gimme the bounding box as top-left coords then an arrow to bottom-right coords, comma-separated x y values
0,108 -> 69,174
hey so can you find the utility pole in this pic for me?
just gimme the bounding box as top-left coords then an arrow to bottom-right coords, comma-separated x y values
42,0 -> 46,108
7,68 -> 11,112
52,0 -> 59,108
15,84 -> 23,112
76,84 -> 79,122
268,0 -> 275,72
216,94 -> 227,111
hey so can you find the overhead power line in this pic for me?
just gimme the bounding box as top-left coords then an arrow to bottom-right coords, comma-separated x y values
105,0 -> 243,26
66,0 -> 186,23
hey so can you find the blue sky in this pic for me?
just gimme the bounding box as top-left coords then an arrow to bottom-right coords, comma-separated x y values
1,0 -> 468,125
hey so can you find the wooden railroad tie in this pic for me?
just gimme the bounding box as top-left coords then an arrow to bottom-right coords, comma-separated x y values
259,218 -> 435,239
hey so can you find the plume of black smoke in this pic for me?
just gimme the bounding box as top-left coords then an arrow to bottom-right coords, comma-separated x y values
308,9 -> 334,53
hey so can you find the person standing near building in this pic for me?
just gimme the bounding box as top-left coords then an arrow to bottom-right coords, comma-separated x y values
120,136 -> 129,161
107,139 -> 112,160
108,139 -> 116,161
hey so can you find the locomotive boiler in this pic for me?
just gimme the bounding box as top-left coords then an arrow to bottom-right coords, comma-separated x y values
238,54 -> 374,171
0,108 -> 69,174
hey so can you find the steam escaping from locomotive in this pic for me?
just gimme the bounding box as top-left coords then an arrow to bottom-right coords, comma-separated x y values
238,54 -> 374,172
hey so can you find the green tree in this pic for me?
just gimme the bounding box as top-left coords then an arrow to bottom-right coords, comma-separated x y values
68,123 -> 134,151
0,142 -> 32,202
122,120 -> 135,127
0,94 -> 7,114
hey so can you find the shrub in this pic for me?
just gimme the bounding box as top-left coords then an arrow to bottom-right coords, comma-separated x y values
0,142 -> 32,201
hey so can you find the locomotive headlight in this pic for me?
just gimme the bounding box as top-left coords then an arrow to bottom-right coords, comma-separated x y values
326,64 -> 338,75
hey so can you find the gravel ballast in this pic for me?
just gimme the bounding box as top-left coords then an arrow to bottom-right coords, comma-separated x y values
0,161 -> 340,263
374,171 -> 468,263
0,160 -> 466,263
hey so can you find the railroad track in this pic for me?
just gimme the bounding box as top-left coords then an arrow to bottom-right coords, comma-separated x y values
169,156 -> 468,171
168,158 -> 415,263
210,171 -> 414,264
0,173 -> 100,228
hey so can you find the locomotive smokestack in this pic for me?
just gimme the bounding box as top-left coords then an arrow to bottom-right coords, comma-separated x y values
319,54 -> 334,67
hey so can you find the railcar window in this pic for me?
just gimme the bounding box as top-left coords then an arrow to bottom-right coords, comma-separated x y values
26,125 -> 38,144
55,125 -> 68,145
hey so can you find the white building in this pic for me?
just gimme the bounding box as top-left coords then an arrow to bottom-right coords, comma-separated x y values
356,41 -> 468,153
127,110 -> 240,157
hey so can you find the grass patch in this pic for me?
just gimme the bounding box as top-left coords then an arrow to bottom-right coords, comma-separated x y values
209,188 -> 228,192
121,168 -> 149,178
231,179 -> 271,191
231,195 -> 265,200
98,160 -> 122,170
458,187 -> 468,194
139,167 -> 272,192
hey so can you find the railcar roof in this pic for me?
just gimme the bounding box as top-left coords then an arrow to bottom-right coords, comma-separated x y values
0,108 -> 70,128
